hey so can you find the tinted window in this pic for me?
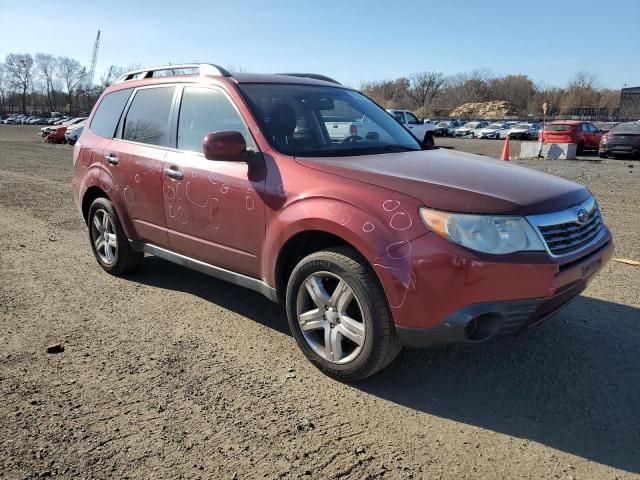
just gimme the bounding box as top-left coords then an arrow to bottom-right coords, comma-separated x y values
177,87 -> 255,153
546,124 -> 573,131
123,87 -> 175,146
90,88 -> 132,138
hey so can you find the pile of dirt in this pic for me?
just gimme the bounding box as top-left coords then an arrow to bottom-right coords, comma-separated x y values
449,100 -> 518,118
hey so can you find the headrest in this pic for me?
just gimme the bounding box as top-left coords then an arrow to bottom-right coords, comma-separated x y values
268,104 -> 297,137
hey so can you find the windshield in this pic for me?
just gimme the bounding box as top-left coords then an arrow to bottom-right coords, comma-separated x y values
436,121 -> 449,127
486,123 -> 503,129
514,124 -> 531,129
238,83 -> 421,157
462,122 -> 479,129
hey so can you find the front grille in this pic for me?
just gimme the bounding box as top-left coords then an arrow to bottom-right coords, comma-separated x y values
537,208 -> 604,256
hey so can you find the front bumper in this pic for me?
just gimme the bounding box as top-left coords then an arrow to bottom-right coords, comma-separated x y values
373,229 -> 613,348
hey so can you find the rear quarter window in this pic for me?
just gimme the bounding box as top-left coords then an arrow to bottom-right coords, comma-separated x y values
90,88 -> 133,138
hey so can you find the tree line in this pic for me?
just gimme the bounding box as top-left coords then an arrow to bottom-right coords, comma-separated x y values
361,70 -> 621,119
0,51 -> 623,119
0,52 -> 129,116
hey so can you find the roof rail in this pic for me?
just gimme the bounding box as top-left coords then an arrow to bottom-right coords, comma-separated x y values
276,73 -> 341,85
116,63 -> 232,83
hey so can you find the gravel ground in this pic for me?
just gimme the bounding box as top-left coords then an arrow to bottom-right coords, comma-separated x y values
1,126 -> 639,480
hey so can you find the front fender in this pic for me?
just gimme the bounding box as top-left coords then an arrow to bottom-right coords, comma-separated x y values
262,195 -> 427,289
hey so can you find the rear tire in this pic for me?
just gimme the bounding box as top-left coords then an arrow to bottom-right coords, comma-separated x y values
285,247 -> 401,382
88,197 -> 143,276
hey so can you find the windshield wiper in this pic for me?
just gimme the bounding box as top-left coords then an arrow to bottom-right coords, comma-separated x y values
382,145 -> 421,152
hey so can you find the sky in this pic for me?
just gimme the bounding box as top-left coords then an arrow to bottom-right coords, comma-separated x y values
1,0 -> 639,89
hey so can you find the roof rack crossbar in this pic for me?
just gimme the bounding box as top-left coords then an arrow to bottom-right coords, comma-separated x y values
116,63 -> 232,83
276,73 -> 341,85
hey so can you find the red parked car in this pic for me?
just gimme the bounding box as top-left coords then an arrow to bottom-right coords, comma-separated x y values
72,64 -> 613,381
542,120 -> 604,154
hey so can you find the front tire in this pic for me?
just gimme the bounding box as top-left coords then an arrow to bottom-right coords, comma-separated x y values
285,247 -> 401,381
423,132 -> 435,148
88,197 -> 143,276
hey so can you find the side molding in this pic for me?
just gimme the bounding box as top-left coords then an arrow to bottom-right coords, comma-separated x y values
130,241 -> 278,303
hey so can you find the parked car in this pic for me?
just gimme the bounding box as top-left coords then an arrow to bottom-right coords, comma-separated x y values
73,64 -> 612,381
599,122 -> 640,159
41,117 -> 86,136
386,109 -> 436,146
323,109 -> 436,147
508,123 -> 541,140
45,126 -> 69,143
434,120 -> 459,137
454,121 -> 486,137
476,122 -> 509,140
65,123 -> 85,145
542,121 -> 603,154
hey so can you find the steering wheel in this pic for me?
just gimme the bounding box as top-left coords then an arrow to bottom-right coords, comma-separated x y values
341,135 -> 363,144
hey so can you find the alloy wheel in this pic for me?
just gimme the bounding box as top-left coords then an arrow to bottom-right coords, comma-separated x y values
91,209 -> 118,265
296,271 -> 366,364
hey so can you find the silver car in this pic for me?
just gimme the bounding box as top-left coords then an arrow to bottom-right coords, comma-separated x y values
508,123 -> 541,140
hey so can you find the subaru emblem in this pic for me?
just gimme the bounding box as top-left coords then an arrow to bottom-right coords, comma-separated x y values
576,208 -> 589,225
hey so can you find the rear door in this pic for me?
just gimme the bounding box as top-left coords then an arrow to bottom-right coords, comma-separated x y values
161,85 -> 266,277
107,85 -> 177,247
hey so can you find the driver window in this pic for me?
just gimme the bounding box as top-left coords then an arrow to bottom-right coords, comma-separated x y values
406,112 -> 420,125
393,111 -> 405,123
177,87 -> 256,153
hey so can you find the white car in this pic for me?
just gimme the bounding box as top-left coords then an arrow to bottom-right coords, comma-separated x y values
508,123 -> 541,140
386,109 -> 436,145
454,121 -> 487,138
476,122 -> 509,140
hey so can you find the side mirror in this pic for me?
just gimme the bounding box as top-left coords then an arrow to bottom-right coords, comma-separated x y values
203,131 -> 246,161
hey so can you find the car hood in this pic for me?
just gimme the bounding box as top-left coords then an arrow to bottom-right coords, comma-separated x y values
296,149 -> 589,215
479,128 -> 500,133
510,128 -> 529,133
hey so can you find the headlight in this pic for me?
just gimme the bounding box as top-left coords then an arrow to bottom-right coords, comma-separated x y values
419,207 -> 545,254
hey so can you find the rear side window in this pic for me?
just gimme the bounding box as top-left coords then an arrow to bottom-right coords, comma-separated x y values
122,87 -> 176,147
177,87 -> 255,153
90,88 -> 132,138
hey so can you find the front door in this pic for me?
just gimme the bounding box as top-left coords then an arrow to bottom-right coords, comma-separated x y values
162,85 -> 266,278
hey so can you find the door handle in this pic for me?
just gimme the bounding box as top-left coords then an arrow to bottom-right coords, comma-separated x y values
164,167 -> 184,180
104,153 -> 119,165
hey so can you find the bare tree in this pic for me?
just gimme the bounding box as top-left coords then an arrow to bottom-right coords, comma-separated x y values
35,53 -> 58,112
560,72 -> 601,113
5,53 -> 34,113
0,64 -> 8,114
406,71 -> 446,108
99,65 -> 126,88
57,56 -> 86,113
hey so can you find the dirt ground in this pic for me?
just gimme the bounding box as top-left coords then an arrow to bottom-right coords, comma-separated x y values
1,126 -> 639,480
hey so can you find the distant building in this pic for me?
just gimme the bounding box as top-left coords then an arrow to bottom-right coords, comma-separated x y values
618,87 -> 640,120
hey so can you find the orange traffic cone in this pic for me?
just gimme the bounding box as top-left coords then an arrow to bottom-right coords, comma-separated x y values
500,135 -> 510,161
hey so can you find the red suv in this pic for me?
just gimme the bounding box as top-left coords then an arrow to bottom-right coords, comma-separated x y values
72,64 -> 613,381
542,120 -> 604,154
